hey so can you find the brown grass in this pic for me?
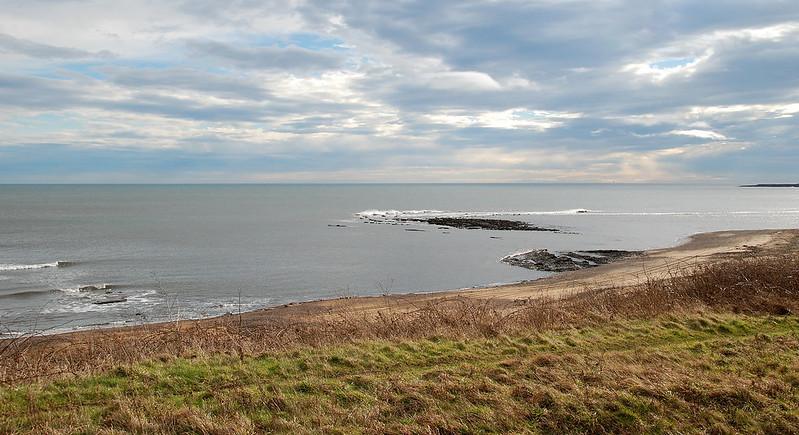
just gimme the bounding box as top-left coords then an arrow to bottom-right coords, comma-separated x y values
1,253 -> 798,386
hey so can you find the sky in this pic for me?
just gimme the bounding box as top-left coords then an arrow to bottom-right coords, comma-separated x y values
0,0 -> 798,183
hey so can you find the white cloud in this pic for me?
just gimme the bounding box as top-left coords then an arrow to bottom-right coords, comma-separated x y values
622,21 -> 799,83
688,103 -> 799,120
422,71 -> 502,91
622,50 -> 713,82
1,1 -> 798,182
667,129 -> 727,140
426,108 -> 581,130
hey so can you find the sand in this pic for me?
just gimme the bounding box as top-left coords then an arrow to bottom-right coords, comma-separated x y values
237,228 -> 799,325
12,229 -> 799,342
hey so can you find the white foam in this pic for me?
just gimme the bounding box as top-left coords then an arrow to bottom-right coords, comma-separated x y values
356,208 -> 799,220
583,210 -> 799,216
500,249 -> 538,261
41,302 -> 109,314
355,208 -> 592,220
356,209 -> 447,219
0,261 -> 62,271
127,289 -> 160,305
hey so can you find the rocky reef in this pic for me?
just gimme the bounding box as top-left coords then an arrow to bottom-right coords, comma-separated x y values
502,249 -> 641,272
411,217 -> 559,232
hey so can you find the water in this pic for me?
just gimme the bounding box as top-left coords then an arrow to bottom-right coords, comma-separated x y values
1,184 -> 797,334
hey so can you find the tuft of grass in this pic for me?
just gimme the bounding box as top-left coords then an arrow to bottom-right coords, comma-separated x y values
1,314 -> 798,433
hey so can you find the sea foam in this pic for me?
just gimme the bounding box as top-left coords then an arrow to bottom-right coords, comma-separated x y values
355,208 -> 592,220
0,261 -> 69,271
356,208 -> 799,220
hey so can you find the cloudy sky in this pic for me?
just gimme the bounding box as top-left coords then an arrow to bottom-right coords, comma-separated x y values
1,0 -> 798,183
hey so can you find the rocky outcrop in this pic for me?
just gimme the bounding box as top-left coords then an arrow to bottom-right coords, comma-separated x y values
92,297 -> 127,305
502,249 -> 641,272
412,217 -> 559,232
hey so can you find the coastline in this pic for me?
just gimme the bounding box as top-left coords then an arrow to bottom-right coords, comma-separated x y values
16,228 -> 799,344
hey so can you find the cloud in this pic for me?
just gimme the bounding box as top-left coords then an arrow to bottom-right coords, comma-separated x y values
667,129 -> 727,140
186,40 -> 344,71
422,71 -> 502,91
1,0 -> 798,182
0,33 -> 115,59
104,67 -> 272,101
622,50 -> 714,82
426,108 -> 581,131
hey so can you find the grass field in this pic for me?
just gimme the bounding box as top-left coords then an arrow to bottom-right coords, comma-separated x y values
2,313 -> 798,433
1,255 -> 798,433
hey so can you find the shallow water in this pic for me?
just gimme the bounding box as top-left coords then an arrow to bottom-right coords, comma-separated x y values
1,184 -> 797,334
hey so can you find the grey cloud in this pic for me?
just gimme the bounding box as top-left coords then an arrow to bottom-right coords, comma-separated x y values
0,73 -> 85,109
0,33 -> 114,59
104,67 -> 273,101
2,0 -> 799,181
186,40 -> 343,71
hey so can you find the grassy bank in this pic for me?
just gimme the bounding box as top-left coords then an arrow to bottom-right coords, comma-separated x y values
1,254 -> 798,433
2,313 -> 798,433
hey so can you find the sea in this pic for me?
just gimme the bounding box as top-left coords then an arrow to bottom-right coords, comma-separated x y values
1,184 -> 797,335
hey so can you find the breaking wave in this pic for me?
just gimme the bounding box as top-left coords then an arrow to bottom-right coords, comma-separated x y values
0,283 -> 118,300
356,209 -> 592,220
0,288 -> 61,299
356,208 -> 799,220
0,261 -> 73,271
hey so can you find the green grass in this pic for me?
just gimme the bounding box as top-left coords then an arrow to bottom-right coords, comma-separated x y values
2,313 -> 799,434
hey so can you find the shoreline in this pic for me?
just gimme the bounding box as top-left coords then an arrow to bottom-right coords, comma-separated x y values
14,228 -> 798,343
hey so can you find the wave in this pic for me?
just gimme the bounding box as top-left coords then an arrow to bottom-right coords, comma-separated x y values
579,210 -> 799,217
356,208 -> 799,220
0,261 -> 73,272
60,283 -> 117,293
356,209 -> 448,219
356,209 -> 592,220
0,288 -> 61,299
0,283 -> 118,300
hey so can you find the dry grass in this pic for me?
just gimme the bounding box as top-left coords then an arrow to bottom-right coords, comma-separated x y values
1,254 -> 799,433
2,313 -> 799,433
1,254 -> 798,385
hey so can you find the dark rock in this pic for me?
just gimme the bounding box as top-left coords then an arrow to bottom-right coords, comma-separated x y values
412,217 -> 559,232
564,250 -> 642,265
502,249 -> 641,272
92,297 -> 127,305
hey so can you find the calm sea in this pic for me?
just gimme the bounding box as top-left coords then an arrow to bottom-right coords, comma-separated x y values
1,184 -> 797,334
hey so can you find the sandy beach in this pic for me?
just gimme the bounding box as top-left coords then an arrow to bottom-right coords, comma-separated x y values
17,228 -> 795,344
0,226 -> 795,389
239,228 -> 799,324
